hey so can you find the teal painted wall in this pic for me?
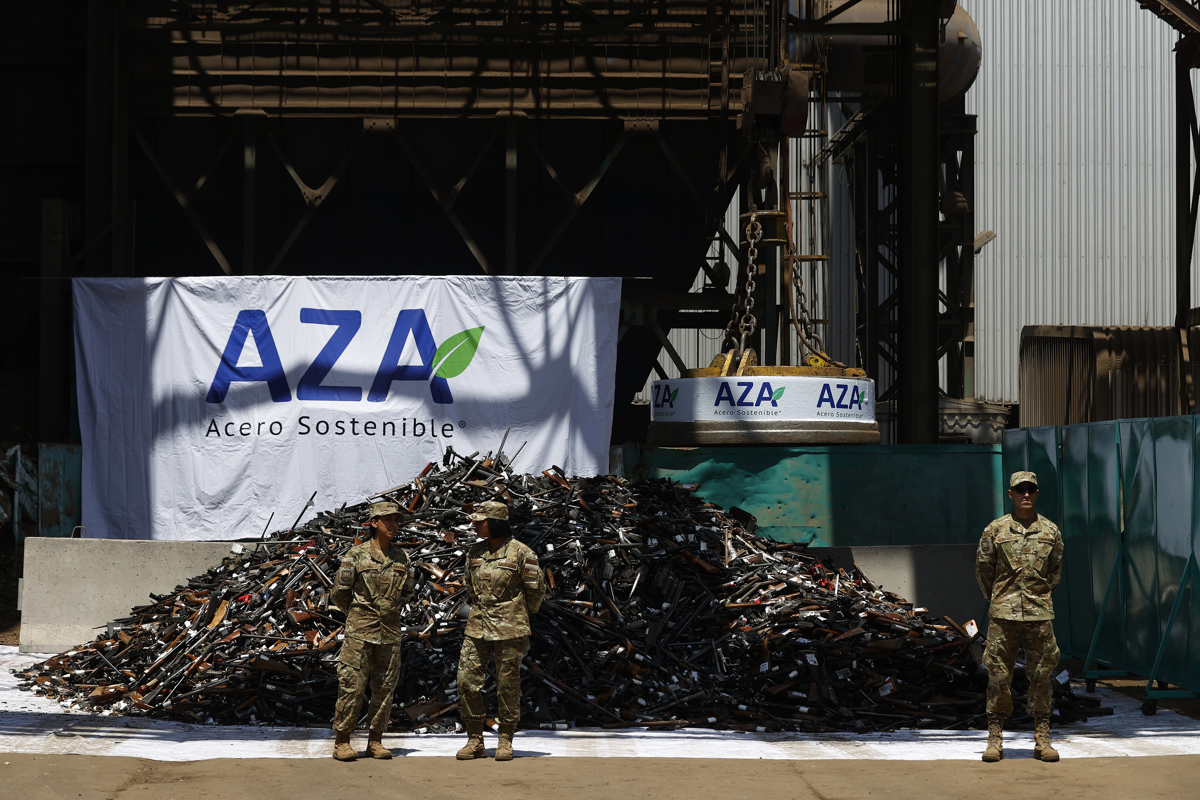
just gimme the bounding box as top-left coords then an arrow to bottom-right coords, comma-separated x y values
643,445 -> 1004,546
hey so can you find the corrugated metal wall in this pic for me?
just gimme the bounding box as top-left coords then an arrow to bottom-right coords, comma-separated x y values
966,0 -> 1193,403
1019,325 -> 1191,426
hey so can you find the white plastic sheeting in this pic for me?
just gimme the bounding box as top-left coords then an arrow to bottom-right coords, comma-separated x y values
3,646 -> 1198,761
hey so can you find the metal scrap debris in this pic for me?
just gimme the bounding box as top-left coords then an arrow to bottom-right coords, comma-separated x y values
14,447 -> 1107,731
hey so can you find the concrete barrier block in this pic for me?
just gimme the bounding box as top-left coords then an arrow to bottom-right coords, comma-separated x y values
810,544 -> 987,626
18,539 -> 988,656
19,538 -> 235,654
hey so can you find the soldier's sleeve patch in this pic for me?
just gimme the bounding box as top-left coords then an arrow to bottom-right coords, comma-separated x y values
1053,541 -> 1064,554
523,563 -> 540,580
979,536 -> 993,556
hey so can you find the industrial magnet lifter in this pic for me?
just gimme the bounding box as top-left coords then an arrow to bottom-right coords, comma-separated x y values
648,202 -> 879,447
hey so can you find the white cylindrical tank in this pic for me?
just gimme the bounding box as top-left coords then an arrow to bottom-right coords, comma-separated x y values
790,0 -> 982,104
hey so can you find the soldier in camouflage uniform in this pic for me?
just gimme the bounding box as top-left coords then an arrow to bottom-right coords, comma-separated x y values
329,501 -> 415,761
976,471 -> 1064,763
455,501 -> 547,762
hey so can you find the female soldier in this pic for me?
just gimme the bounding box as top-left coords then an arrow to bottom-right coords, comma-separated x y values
455,501 -> 546,761
329,501 -> 414,761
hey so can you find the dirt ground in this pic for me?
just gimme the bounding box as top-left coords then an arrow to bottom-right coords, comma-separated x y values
0,609 -> 18,646
0,538 -> 20,646
0,753 -> 1197,800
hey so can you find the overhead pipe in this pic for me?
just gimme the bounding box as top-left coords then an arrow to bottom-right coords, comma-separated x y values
790,0 -> 982,104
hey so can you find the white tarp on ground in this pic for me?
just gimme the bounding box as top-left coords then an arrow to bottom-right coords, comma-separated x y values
73,276 -> 621,540
3,647 -> 1198,761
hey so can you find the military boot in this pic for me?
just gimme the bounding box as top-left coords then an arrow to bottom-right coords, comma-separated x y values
456,721 -> 487,760
981,715 -> 1004,762
495,724 -> 516,761
1034,718 -> 1060,762
366,732 -> 392,759
332,730 -> 358,761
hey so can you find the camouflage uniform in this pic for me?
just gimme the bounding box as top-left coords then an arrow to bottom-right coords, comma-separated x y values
976,479 -> 1064,719
330,533 -> 414,734
457,522 -> 547,727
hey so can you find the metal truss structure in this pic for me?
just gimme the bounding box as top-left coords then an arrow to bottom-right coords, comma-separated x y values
29,1 -> 955,442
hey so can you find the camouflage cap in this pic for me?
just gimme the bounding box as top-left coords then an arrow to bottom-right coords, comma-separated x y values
1009,471 -> 1038,488
468,501 -> 509,521
369,501 -> 401,519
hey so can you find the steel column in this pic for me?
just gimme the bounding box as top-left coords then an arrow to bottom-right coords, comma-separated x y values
1177,41 -> 1200,330
84,1 -> 113,276
937,106 -> 977,400
1176,41 -> 1200,412
110,17 -> 131,276
898,0 -> 940,444
505,114 -> 519,275
961,112 -> 977,399
39,200 -> 68,442
243,117 -> 258,275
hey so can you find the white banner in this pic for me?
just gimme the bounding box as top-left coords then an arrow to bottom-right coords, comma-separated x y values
74,276 -> 621,540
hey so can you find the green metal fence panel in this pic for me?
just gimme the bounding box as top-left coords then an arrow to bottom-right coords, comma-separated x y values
1118,419 -> 1161,678
1191,422 -> 1200,693
1086,423 -> 1124,666
1057,425 -> 1088,658
1001,426 -> 1068,643
1190,418 -> 1199,697
1001,426 -> 1062,524
1148,417 -> 1193,688
648,445 -> 1002,546
1058,423 -> 1122,662
1014,415 -> 1198,694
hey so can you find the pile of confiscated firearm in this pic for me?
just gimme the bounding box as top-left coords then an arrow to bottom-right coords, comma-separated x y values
14,447 -> 1108,732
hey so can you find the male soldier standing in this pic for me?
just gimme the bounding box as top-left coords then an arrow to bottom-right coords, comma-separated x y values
976,471 -> 1064,763
329,501 -> 415,761
455,501 -> 546,762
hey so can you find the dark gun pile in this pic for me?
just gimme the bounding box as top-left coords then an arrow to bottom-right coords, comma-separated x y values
13,447 -> 1108,732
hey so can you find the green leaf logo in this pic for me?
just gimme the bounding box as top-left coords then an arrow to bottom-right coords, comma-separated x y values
771,387 -> 785,402
431,326 -> 485,380
669,388 -> 679,404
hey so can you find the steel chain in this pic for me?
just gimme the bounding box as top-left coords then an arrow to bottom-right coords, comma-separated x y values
787,241 -> 845,368
737,212 -> 761,353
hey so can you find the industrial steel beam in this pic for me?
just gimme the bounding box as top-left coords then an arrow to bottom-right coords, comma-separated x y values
134,130 -> 236,275
1176,41 -> 1200,330
39,200 -> 70,442
1176,41 -> 1200,412
898,0 -> 940,444
1139,0 -> 1200,38
937,106 -> 977,399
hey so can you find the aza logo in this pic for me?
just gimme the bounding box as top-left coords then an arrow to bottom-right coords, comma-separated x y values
205,309 -> 484,406
713,381 -> 786,407
652,383 -> 680,409
817,383 -> 866,410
